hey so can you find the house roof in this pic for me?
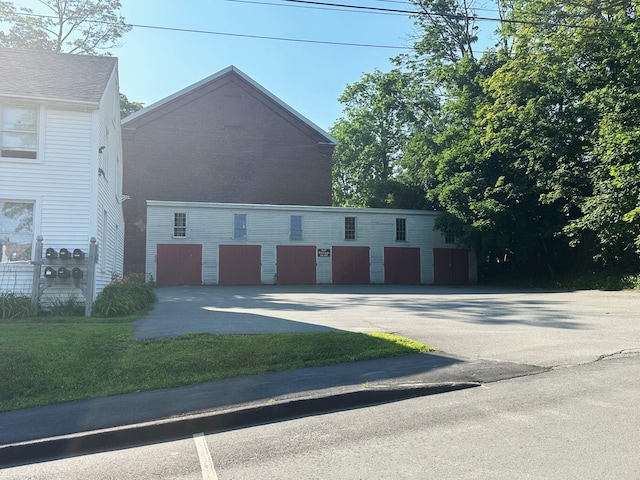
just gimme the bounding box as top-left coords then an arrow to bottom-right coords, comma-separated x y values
123,65 -> 336,144
0,48 -> 117,106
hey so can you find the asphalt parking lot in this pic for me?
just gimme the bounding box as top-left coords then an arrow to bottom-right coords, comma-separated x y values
134,284 -> 640,368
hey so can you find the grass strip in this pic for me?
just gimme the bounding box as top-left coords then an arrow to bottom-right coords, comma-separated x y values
0,320 -> 430,413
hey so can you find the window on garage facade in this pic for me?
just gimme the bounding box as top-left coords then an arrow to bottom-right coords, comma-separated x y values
234,213 -> 247,239
173,212 -> 186,237
0,200 -> 34,263
445,233 -> 455,244
290,215 -> 303,240
344,216 -> 356,240
395,218 -> 406,241
1,105 -> 38,160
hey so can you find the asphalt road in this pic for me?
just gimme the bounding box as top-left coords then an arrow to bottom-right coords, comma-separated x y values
134,284 -> 640,367
3,284 -> 640,476
4,354 -> 639,479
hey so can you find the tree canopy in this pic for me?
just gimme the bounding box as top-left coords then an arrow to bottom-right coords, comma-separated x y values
0,0 -> 141,118
0,0 -> 131,54
331,0 -> 640,278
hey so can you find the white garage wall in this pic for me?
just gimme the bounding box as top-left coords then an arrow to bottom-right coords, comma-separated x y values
146,201 -> 475,285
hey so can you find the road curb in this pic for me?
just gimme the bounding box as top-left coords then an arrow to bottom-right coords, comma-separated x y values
0,382 -> 479,468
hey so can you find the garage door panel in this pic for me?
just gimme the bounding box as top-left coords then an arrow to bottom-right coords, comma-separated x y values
156,244 -> 202,287
219,245 -> 262,285
277,245 -> 316,285
433,248 -> 469,285
332,246 -> 370,284
384,247 -> 421,285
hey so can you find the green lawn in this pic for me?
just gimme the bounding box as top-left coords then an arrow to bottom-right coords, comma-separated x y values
0,316 -> 431,412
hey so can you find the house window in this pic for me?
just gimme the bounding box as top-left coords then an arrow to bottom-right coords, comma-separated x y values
173,213 -> 187,237
234,214 -> 247,239
445,233 -> 455,244
290,215 -> 303,240
396,218 -> 407,241
345,216 -> 356,240
0,201 -> 34,263
1,106 -> 38,159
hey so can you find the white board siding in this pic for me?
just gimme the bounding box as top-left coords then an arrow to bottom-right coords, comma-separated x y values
94,71 -> 125,293
0,108 -> 93,295
0,70 -> 126,300
146,201 -> 475,285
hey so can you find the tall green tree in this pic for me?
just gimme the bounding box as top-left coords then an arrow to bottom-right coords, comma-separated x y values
0,0 -> 131,54
331,69 -> 436,208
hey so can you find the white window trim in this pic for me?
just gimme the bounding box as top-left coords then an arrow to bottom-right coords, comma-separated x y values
345,216 -> 356,241
173,212 -> 187,238
395,218 -> 407,242
0,104 -> 45,164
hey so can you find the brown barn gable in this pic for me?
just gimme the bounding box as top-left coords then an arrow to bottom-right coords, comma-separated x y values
122,66 -> 336,274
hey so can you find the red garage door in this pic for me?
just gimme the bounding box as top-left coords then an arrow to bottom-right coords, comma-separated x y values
277,246 -> 317,285
332,246 -> 370,284
219,245 -> 262,285
156,244 -> 202,287
433,248 -> 470,285
384,247 -> 421,285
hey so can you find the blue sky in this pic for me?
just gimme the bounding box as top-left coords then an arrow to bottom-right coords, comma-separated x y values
14,0 -> 499,132
115,0 -> 416,131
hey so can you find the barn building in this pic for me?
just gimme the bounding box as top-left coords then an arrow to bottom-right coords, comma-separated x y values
122,66 -> 335,274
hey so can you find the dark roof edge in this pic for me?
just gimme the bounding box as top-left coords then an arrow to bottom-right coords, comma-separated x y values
122,65 -> 336,144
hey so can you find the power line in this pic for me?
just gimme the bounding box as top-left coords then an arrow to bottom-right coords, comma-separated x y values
226,0 -> 410,16
13,12 -> 412,50
278,0 -> 640,32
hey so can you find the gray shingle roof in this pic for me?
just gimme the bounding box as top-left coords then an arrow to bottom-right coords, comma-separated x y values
0,48 -> 117,105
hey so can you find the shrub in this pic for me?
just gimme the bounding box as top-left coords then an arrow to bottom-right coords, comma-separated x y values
0,292 -> 33,319
41,295 -> 85,317
92,273 -> 157,318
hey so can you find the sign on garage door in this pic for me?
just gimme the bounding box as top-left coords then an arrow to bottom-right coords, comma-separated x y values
156,244 -> 202,287
219,245 -> 262,285
332,246 -> 370,284
384,247 -> 421,284
276,245 -> 316,285
433,248 -> 470,285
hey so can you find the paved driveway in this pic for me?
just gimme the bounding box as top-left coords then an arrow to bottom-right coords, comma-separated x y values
134,285 -> 640,368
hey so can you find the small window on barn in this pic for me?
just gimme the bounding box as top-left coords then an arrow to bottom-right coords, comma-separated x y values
290,215 -> 303,240
173,213 -> 187,237
344,216 -> 356,240
445,233 -> 455,244
1,105 -> 38,160
234,214 -> 247,239
396,218 -> 407,241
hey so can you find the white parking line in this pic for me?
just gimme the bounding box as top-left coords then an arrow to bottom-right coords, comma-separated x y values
193,433 -> 219,480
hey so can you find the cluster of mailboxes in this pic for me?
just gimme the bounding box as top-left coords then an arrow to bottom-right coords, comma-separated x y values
43,248 -> 86,280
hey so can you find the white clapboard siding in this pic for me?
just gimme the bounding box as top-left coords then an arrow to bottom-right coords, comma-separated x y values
1,69 -> 125,301
94,73 -> 125,293
146,201 -> 476,285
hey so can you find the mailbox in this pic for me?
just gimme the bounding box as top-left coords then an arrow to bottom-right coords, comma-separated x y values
57,267 -> 71,279
59,248 -> 71,260
71,267 -> 84,279
45,248 -> 58,259
72,249 -> 85,260
44,266 -> 57,279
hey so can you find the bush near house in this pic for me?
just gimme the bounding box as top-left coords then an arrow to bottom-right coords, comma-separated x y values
92,273 -> 157,318
0,292 -> 32,319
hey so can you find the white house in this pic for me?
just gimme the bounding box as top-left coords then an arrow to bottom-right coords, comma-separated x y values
0,48 -> 124,304
146,201 -> 477,286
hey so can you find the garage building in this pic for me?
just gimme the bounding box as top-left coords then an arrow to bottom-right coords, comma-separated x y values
147,201 -> 477,286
